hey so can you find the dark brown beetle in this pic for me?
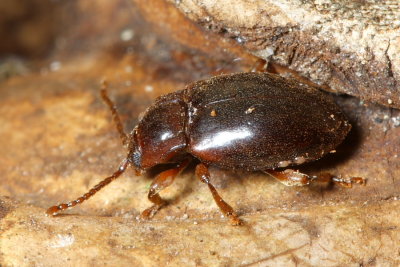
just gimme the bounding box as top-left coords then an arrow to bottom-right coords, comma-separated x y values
47,72 -> 364,225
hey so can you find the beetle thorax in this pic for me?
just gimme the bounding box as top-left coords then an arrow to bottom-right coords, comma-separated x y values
131,91 -> 188,170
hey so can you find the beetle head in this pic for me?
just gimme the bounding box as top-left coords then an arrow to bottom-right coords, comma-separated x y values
127,128 -> 143,175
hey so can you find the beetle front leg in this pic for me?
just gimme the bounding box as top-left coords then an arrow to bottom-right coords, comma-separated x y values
141,159 -> 190,220
264,169 -> 365,188
195,163 -> 241,226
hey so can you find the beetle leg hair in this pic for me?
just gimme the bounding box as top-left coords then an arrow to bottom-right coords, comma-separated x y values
195,163 -> 242,226
265,169 -> 365,188
141,159 -> 190,220
46,159 -> 129,216
100,80 -> 129,147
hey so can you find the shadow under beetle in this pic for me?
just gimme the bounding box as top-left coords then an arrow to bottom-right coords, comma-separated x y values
47,72 -> 364,225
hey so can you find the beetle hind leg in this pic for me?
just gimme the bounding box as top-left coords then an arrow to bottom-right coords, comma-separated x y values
141,159 -> 190,220
264,169 -> 365,188
195,163 -> 241,226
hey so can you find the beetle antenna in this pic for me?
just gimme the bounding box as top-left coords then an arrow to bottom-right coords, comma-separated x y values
46,159 -> 129,216
100,80 -> 129,146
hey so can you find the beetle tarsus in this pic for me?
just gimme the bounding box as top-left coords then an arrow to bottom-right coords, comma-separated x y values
227,211 -> 242,226
140,204 -> 164,220
265,169 -> 366,188
330,176 -> 366,188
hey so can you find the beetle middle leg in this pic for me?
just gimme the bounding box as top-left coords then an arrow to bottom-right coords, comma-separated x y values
264,169 -> 365,188
195,163 -> 241,226
141,159 -> 190,219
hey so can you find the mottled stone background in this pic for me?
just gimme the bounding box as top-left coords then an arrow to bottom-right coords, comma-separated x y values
1,0 -> 399,266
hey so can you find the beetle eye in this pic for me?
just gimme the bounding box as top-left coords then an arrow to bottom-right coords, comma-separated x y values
131,150 -> 141,170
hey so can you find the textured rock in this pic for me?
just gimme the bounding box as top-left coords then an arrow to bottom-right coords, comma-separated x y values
170,0 -> 400,108
0,0 -> 400,266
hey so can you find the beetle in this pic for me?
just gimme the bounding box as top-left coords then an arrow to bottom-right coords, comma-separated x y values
46,72 -> 364,225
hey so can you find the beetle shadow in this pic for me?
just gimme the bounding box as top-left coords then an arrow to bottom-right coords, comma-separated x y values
170,160 -> 199,205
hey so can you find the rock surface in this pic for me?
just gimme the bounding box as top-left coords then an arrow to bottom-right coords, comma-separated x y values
1,0 -> 400,266
171,0 -> 400,108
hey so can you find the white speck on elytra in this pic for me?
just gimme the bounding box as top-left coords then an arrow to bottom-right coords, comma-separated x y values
245,107 -> 256,114
294,156 -> 306,164
278,160 -> 291,168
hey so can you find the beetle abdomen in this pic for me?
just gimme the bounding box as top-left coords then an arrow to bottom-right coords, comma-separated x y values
185,72 -> 351,171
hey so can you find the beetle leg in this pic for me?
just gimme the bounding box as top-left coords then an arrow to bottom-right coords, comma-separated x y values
265,169 -> 365,188
310,172 -> 365,188
195,163 -> 241,226
141,159 -> 190,220
100,80 -> 129,147
249,58 -> 268,72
